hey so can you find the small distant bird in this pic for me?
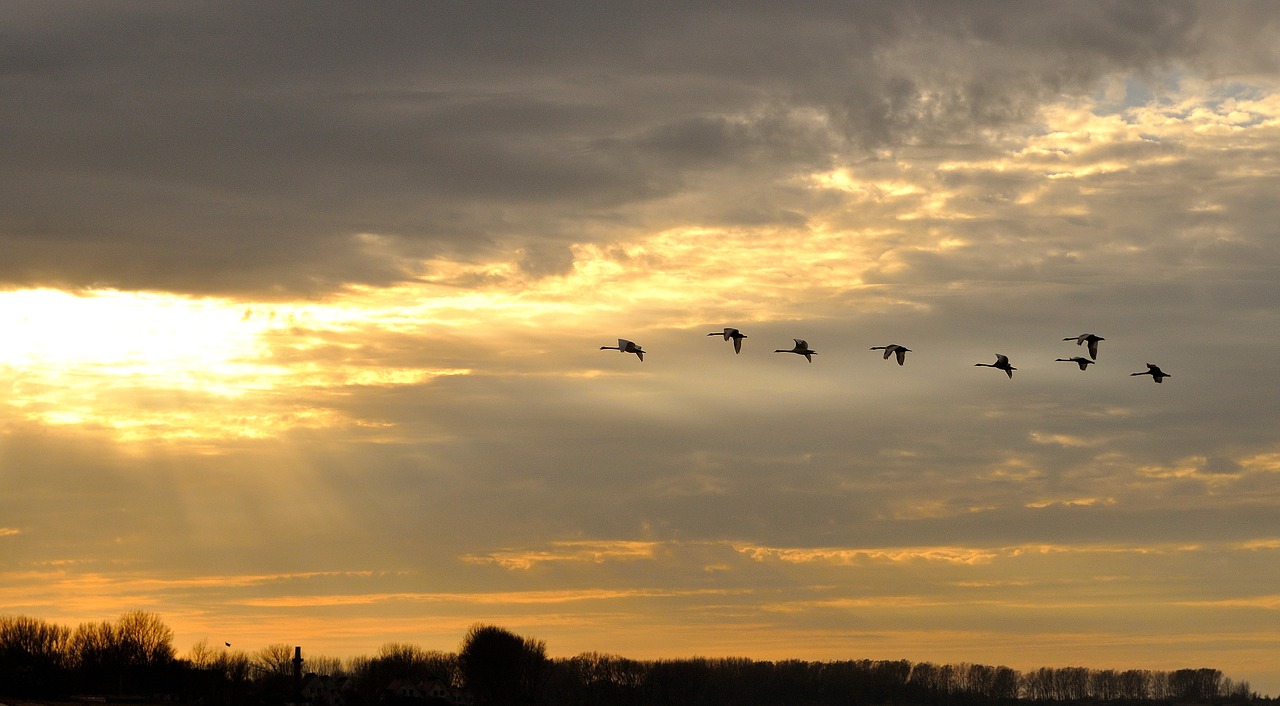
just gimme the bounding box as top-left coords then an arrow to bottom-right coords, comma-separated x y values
869,344 -> 911,366
774,339 -> 816,363
707,327 -> 747,354
975,354 -> 1017,378
600,338 -> 645,361
1056,356 -> 1095,371
1130,363 -> 1171,383
1064,333 -> 1105,360
225,642 -> 231,647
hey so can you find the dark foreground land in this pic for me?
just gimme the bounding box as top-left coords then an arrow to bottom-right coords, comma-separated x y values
1,613 -> 1271,705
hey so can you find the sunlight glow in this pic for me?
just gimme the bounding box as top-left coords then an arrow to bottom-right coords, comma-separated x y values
0,288 -> 273,371
0,289 -> 471,444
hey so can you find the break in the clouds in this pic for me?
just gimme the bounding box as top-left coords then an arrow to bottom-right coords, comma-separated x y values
4,0 -> 1280,697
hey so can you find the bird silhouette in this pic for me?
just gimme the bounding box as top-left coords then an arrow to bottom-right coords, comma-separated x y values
774,339 -> 816,362
600,338 -> 645,361
869,344 -> 911,366
1064,333 -> 1105,360
1130,363 -> 1171,383
975,354 -> 1017,378
1056,356 -> 1095,371
708,327 -> 747,354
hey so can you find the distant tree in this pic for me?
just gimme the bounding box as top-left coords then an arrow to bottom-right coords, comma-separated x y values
989,664 -> 1020,700
569,651 -> 647,689
909,661 -> 950,695
223,647 -> 253,677
213,647 -> 253,686
1119,668 -> 1151,700
646,658 -> 713,705
870,659 -> 913,692
1090,668 -> 1121,700
550,652 -> 648,705
187,638 -> 216,669
1221,676 -> 1253,703
937,662 -> 960,695
1149,668 -> 1173,700
64,613 -> 174,694
961,662 -> 995,698
377,641 -> 456,682
254,642 -> 297,679
181,642 -> 254,704
1171,667 -> 1223,702
0,615 -> 70,696
702,657 -> 766,705
1020,666 -> 1052,700
1059,666 -> 1090,700
69,618 -> 121,690
458,624 -> 547,705
347,640 -> 457,703
304,653 -> 346,677
115,610 -> 175,668
248,643 -> 307,703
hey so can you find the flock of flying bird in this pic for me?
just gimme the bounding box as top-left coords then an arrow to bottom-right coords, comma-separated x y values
601,329 -> 1173,383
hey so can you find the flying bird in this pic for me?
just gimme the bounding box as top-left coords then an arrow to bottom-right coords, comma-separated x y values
1130,363 -> 1171,383
774,339 -> 816,363
1064,333 -> 1105,360
1056,356 -> 1095,371
869,344 -> 911,366
600,338 -> 645,361
707,327 -> 747,354
975,354 -> 1017,378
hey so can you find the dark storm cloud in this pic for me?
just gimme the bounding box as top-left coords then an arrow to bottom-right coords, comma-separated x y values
5,1 -> 1280,295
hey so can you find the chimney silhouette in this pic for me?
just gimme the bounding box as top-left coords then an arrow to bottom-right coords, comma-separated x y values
292,645 -> 304,686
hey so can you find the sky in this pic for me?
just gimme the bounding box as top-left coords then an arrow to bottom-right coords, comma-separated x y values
3,0 -> 1280,694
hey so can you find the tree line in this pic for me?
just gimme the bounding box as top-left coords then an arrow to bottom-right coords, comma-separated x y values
0,612 -> 1266,705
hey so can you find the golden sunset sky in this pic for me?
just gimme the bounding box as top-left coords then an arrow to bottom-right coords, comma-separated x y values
3,1 -> 1280,694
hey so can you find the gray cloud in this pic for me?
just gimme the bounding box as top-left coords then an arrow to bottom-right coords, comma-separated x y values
5,2 -> 1280,294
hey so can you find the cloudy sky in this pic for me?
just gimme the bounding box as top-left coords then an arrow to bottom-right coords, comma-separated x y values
4,0 -> 1280,693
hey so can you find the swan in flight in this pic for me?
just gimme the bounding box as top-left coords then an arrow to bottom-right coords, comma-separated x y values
774,339 -> 816,363
1064,333 -> 1105,360
975,354 -> 1017,378
869,344 -> 911,366
707,327 -> 747,354
1130,363 -> 1171,383
1056,356 -> 1095,371
600,338 -> 645,361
